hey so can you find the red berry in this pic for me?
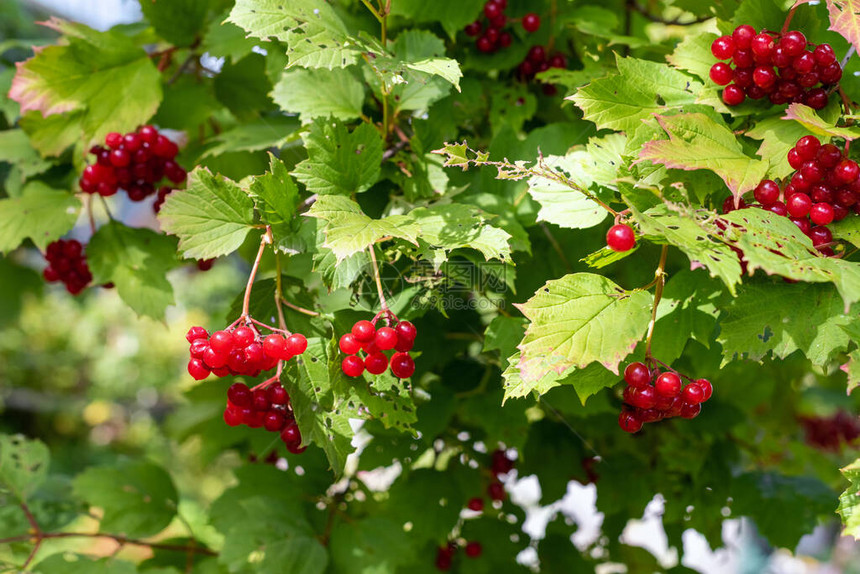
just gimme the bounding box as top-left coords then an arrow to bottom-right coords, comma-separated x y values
780,31 -> 806,57
793,51 -> 815,74
696,379 -> 713,401
810,202 -> 834,225
682,383 -> 705,404
352,320 -> 376,342
465,541 -> 482,558
606,224 -> 635,252
233,326 -> 256,347
766,201 -> 788,217
467,497 -> 484,512
202,347 -> 229,369
527,45 -> 546,64
394,336 -> 414,352
109,148 -> 131,167
795,136 -> 820,160
624,362 -> 651,388
285,333 -> 308,355
790,216 -> 812,235
754,180 -> 780,205
786,192 -> 811,218
484,1 -> 501,19
263,334 -> 288,360
820,63 -> 843,84
655,372 -> 681,397
836,160 -> 860,184
752,66 -> 776,89
395,320 -> 417,341
710,63 -> 733,85
185,326 -> 208,343
476,35 -> 495,53
813,44 -> 836,66
464,20 -> 482,36
390,352 -> 416,378
680,402 -> 702,419
365,353 -> 389,375
104,132 -> 122,149
153,135 -> 178,158
722,84 -> 745,106
522,13 -> 541,33
499,32 -> 512,48
187,358 -> 210,380
223,407 -> 243,427
280,422 -> 301,445
488,481 -> 505,501
342,355 -> 365,377
244,342 -> 265,365
339,333 -> 362,355
732,25 -> 756,50
750,33 -> 774,58
630,386 -> 657,409
263,411 -> 287,432
711,35 -> 735,60
375,327 -> 398,350
267,384 -> 289,405
618,411 -> 643,433
733,50 -> 754,68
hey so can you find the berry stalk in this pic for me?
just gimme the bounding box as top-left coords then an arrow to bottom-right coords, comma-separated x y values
368,244 -> 390,312
241,227 -> 272,319
644,245 -> 669,359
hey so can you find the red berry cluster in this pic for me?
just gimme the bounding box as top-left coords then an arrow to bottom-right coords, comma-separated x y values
464,0 -> 540,53
338,314 -> 417,379
617,362 -> 713,433
185,323 -> 308,381
223,381 -> 306,454
606,223 -> 636,252
517,45 -> 567,95
724,136 -> 859,257
710,26 -> 840,108
800,410 -> 860,452
435,541 -> 482,571
79,125 -> 187,203
42,239 -> 92,295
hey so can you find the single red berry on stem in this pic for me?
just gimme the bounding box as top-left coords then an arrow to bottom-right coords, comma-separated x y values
186,326 -> 209,343
696,379 -> 713,402
630,386 -> 657,409
375,327 -> 398,350
711,35 -> 735,60
606,224 -> 636,252
682,383 -> 705,404
233,326 -> 256,347
810,202 -> 834,225
710,63 -> 733,86
352,320 -> 376,342
365,353 -> 389,375
624,362 -> 651,388
732,25 -> 756,50
187,358 -> 210,380
339,333 -> 362,355
390,352 -> 416,378
754,180 -> 780,205
263,334 -> 288,359
267,384 -> 289,405
522,13 -> 541,33
722,84 -> 745,106
285,333 -> 308,355
655,372 -> 682,398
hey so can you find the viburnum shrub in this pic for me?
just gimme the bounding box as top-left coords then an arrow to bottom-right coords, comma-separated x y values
1,0 -> 860,573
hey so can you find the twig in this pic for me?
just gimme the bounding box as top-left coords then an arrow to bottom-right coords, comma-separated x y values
841,46 -> 856,70
644,245 -> 669,359
368,245 -> 389,312
241,227 -> 273,319
382,139 -> 408,161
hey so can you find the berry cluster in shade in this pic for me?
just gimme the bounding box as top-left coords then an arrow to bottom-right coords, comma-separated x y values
724,135 -> 860,257
79,125 -> 187,203
517,45 -> 567,95
223,381 -> 306,455
43,239 -> 92,295
186,323 -> 308,381
618,362 -> 713,433
435,541 -> 482,571
464,0 -> 540,54
710,26 -> 840,108
339,315 -> 417,379
800,410 -> 860,452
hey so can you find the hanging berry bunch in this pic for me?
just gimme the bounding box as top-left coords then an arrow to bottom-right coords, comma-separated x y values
726,135 -> 859,256
42,239 -> 92,295
223,380 -> 306,454
339,312 -> 417,379
800,410 -> 860,451
710,25 -> 840,107
79,125 -> 187,204
517,45 -> 567,95
185,322 -> 308,381
434,540 -> 482,571
617,361 -> 713,433
464,0 -> 541,53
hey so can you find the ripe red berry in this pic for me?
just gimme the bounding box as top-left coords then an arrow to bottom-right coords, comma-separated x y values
711,35 -> 735,60
813,44 -> 836,66
695,379 -> 713,401
465,541 -> 482,558
339,333 -> 362,355
732,25 -> 756,49
488,481 -> 505,501
522,13 -> 541,33
499,32 -> 512,48
464,20 -> 482,36
390,352 -> 416,378
280,422 -> 301,445
630,386 -> 657,409
467,497 -> 484,512
352,320 -> 376,342
375,327 -> 398,350
805,88 -> 829,110
185,326 -> 208,343
766,201 -> 788,217
105,132 -> 122,149
787,192 -> 812,217
342,355 -> 365,377
836,160 -> 860,184
754,180 -> 780,205
285,333 -> 308,356
619,411 -> 643,433
606,224 -> 635,252
810,202 -> 834,225
795,136 -> 820,160
750,33 -> 774,57
655,372 -> 682,397
722,84 -> 745,106
395,320 -> 417,342
210,330 -> 234,354
202,347 -> 228,369
624,362 -> 651,388
752,66 -> 776,88
435,549 -> 453,571
680,402 -> 702,419
263,334 -> 288,359
187,358 -> 210,380
476,35 -> 495,53
780,31 -> 806,56
267,383 -> 289,405
365,353 -> 389,375
233,326 -> 256,347
710,63 -> 733,86
682,383 -> 705,404
223,407 -> 243,427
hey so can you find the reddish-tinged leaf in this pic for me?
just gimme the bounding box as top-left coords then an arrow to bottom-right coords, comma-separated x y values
827,0 -> 860,53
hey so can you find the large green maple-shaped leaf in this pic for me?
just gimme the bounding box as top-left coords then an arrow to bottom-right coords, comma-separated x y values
86,222 -> 179,320
0,182 -> 81,254
271,67 -> 365,122
723,208 -> 860,307
293,119 -> 383,196
839,458 -> 860,539
718,283 -> 857,367
502,352 -> 563,402
73,460 -> 178,538
633,204 -> 742,295
306,195 -> 419,261
516,273 -> 653,381
8,18 -> 161,147
746,115 -> 816,180
783,103 -> 860,140
638,113 -> 769,200
409,204 -> 512,262
568,55 -> 701,134
227,0 -> 360,69
828,0 -> 860,54
0,434 -> 49,503
158,167 -> 257,260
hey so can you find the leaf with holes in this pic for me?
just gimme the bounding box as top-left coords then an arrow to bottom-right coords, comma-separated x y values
0,434 -> 49,502
409,204 -> 512,261
516,273 -> 653,381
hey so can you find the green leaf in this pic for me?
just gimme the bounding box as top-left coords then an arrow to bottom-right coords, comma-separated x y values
839,458 -> 860,539
0,182 -> 81,254
139,0 -> 210,47
294,119 -> 383,196
213,53 -> 274,117
484,316 -> 527,371
248,153 -> 300,227
34,555 -> 137,574
271,67 -> 364,122
388,0 -> 485,38
666,32 -> 715,82
515,273 -> 653,382
73,460 -> 178,538
306,195 -> 419,261
202,13 -> 257,63
0,128 -> 53,178
718,283 -> 856,367
746,116 -> 816,180
409,204 -> 512,261
18,110 -> 86,158
782,103 -> 860,140
329,517 -> 415,573
201,116 -> 300,158
845,348 -> 860,394
831,216 -> 860,248
227,0 -> 360,69
158,167 -> 257,259
581,245 -> 638,269
633,204 -> 742,295
0,434 -> 49,502
8,18 -> 162,147
638,113 -> 769,200
569,55 -> 702,133
86,221 -> 178,319
732,472 -> 834,549
405,58 -> 462,91
828,1 -> 860,54
527,152 -> 610,230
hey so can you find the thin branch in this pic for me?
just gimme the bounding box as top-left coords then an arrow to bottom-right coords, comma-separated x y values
382,139 -> 409,161
242,227 -> 273,319
368,244 -> 389,312
841,46 -> 856,70
644,245 -> 669,359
